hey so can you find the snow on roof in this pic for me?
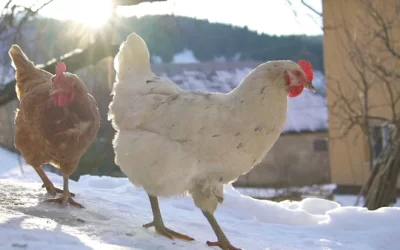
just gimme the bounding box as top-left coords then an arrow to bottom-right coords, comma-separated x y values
285,90 -> 328,133
152,62 -> 328,133
172,48 -> 199,64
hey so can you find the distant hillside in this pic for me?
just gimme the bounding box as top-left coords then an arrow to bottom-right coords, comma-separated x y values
0,15 -> 323,72
117,15 -> 324,71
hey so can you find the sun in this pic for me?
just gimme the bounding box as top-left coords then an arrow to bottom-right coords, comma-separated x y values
41,0 -> 112,29
74,0 -> 112,28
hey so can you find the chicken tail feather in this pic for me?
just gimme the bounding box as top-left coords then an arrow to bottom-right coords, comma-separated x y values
114,32 -> 152,82
9,45 -> 35,72
9,44 -> 50,100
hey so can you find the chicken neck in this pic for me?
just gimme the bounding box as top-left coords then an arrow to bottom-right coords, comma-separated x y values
231,77 -> 286,105
229,75 -> 288,127
45,174 -> 83,208
202,211 -> 241,250
143,195 -> 194,241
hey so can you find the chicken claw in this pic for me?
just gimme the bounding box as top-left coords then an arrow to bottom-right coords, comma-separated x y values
206,241 -> 242,250
45,192 -> 83,208
44,174 -> 83,208
35,167 -> 76,197
143,195 -> 194,241
41,183 -> 75,197
143,221 -> 194,241
202,211 -> 241,250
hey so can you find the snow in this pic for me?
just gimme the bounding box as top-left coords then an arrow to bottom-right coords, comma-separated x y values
151,55 -> 163,64
236,184 -> 337,199
172,49 -> 199,64
285,90 -> 327,133
157,63 -> 328,133
334,195 -> 400,207
1,147 -> 400,250
0,147 -> 25,177
312,71 -> 326,95
213,56 -> 226,63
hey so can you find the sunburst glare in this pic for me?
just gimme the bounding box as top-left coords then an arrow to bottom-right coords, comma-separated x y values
41,0 -> 113,29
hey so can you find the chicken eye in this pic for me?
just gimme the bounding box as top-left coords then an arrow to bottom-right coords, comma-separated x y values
295,71 -> 302,76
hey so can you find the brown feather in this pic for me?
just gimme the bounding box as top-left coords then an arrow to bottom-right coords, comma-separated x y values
10,44 -> 100,176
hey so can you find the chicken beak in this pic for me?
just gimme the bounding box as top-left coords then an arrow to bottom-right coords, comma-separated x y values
304,82 -> 316,92
50,88 -> 59,95
50,86 -> 65,96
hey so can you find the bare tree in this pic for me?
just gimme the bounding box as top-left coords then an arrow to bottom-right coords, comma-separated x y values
322,0 -> 400,209
0,1 -> 54,87
289,0 -> 400,209
0,0 -> 166,105
0,0 -> 54,38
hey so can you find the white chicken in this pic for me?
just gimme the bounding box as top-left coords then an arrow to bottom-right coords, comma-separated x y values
108,33 -> 315,250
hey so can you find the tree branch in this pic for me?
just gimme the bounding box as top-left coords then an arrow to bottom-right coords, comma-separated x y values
300,0 -> 322,17
112,0 -> 166,6
0,0 -> 168,106
0,42 -> 119,106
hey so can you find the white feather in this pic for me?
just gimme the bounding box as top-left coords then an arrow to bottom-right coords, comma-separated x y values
109,33 -> 304,213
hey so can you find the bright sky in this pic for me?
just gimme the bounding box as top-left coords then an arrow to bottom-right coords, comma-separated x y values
3,0 -> 323,36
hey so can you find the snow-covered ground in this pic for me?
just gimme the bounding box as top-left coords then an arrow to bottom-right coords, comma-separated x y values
236,185 -> 400,207
236,184 -> 337,199
1,147 -> 400,250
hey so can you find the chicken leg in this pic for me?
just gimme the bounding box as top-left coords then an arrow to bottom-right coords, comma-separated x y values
45,174 -> 83,208
202,211 -> 241,250
143,195 -> 195,241
34,167 -> 75,197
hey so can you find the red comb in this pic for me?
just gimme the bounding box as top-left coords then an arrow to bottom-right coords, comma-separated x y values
56,61 -> 67,76
298,60 -> 313,81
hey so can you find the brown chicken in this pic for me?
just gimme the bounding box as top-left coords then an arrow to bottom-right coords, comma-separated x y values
9,45 -> 100,208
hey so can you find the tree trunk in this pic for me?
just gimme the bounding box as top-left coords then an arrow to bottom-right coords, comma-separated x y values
363,129 -> 400,210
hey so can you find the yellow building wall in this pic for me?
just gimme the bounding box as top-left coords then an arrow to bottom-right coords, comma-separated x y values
323,0 -> 400,187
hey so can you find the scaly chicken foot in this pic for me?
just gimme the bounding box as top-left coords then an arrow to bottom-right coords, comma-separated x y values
41,184 -> 76,197
143,195 -> 195,241
202,211 -> 241,250
143,221 -> 194,241
45,193 -> 83,208
35,167 -> 75,197
41,183 -> 63,196
44,175 -> 83,208
206,241 -> 242,250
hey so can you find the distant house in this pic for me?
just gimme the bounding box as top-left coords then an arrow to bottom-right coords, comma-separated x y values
0,60 -> 329,187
